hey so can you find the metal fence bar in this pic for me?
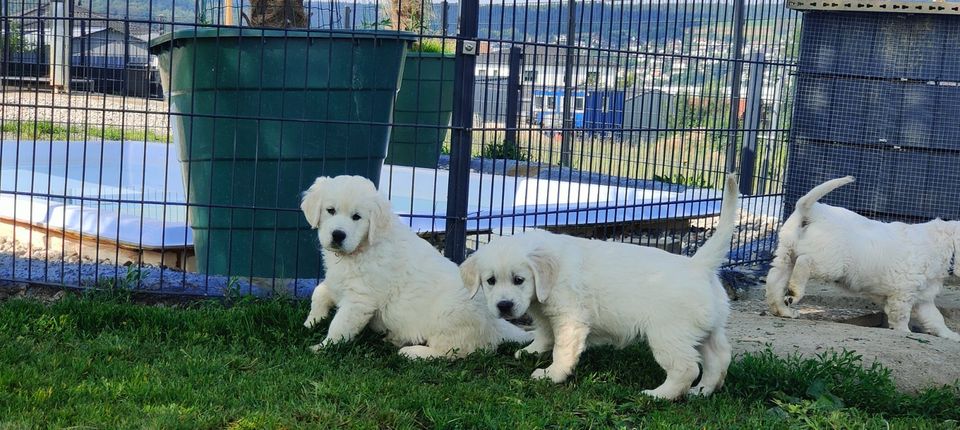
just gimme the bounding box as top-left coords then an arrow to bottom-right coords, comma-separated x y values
504,45 -> 522,148
725,0 -> 747,174
739,52 -> 766,196
443,0 -> 480,264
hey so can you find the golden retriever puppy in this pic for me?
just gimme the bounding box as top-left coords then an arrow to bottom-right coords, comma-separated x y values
460,174 -> 740,400
301,175 -> 531,358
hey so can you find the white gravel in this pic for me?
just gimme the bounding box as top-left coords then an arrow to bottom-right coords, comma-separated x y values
0,236 -> 317,297
1,87 -> 169,138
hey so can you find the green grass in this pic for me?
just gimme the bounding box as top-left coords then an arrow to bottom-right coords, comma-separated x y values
471,129 -> 737,188
411,38 -> 456,54
1,294 -> 957,429
1,120 -> 168,143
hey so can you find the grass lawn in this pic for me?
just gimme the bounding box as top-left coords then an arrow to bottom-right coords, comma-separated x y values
0,293 -> 957,429
1,120 -> 168,143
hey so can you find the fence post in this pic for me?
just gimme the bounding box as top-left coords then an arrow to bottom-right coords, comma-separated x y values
443,0 -> 480,264
441,0 -> 449,36
758,72 -> 785,194
124,20 -> 131,67
505,46 -> 523,147
50,0 -> 71,93
2,0 -> 9,79
724,0 -> 746,174
560,0 -> 576,166
344,6 -> 352,29
739,52 -> 765,195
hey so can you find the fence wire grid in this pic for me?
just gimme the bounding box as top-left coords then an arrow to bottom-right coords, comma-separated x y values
1,0 -> 801,297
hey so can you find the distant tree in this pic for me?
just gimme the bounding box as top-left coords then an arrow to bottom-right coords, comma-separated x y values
667,88 -> 735,151
388,0 -> 431,32
0,23 -> 31,59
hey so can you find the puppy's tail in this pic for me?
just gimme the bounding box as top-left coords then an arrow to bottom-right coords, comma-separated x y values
794,176 -> 855,218
691,173 -> 740,270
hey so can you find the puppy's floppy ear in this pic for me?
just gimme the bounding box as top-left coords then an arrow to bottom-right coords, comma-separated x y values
460,253 -> 482,298
365,193 -> 394,245
301,177 -> 331,229
528,247 -> 559,303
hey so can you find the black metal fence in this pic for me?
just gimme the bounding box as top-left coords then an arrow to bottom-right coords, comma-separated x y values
1,0 -> 800,297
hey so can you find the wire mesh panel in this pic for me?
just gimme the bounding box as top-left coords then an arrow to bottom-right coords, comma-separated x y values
464,0 -> 799,265
786,10 -> 960,222
1,0 -> 800,296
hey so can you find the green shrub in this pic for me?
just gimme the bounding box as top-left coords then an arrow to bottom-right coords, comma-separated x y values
480,141 -> 528,161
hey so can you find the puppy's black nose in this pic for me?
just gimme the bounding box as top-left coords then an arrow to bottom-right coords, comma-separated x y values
496,300 -> 514,315
331,230 -> 346,245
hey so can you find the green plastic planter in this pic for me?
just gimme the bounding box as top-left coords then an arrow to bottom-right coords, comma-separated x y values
384,51 -> 455,168
149,28 -> 414,279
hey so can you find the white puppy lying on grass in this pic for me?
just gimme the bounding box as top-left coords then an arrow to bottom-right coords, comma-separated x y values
766,176 -> 960,341
459,174 -> 740,400
301,175 -> 531,358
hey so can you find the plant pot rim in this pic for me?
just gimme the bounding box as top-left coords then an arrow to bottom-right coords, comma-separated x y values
406,50 -> 456,58
149,28 -> 418,53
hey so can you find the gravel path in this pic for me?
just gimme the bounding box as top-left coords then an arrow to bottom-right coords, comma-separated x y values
1,88 -> 169,137
0,237 -> 317,298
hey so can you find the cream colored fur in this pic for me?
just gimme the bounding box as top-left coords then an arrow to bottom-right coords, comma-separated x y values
766,176 -> 960,341
300,175 -> 531,359
460,174 -> 740,400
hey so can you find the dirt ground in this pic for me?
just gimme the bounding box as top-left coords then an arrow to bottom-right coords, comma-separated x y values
728,279 -> 960,392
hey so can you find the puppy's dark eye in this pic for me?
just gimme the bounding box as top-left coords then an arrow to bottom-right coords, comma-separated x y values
486,277 -> 496,286
513,276 -> 525,285
326,208 -> 336,215
351,213 -> 361,221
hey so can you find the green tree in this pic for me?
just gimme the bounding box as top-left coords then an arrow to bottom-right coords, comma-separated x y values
668,90 -> 735,151
0,23 -> 31,59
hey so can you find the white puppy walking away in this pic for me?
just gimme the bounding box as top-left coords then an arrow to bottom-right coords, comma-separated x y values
300,175 -> 531,359
460,173 -> 740,400
766,176 -> 960,341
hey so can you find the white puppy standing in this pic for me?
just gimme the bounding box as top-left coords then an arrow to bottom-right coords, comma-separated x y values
300,175 -> 531,358
460,174 -> 740,400
766,176 -> 960,341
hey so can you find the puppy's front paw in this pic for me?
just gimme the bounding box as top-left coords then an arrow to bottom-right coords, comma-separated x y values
771,303 -> 799,319
779,307 -> 800,319
688,384 -> 715,397
303,316 -> 320,329
642,388 -> 676,400
514,345 -> 543,359
531,366 -> 568,383
303,308 -> 331,329
309,337 -> 336,352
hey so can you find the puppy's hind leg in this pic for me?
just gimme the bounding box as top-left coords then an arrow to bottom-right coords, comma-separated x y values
786,255 -> 814,305
689,326 -> 732,397
913,299 -> 960,341
883,293 -> 915,333
644,329 -> 702,401
765,257 -> 799,318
